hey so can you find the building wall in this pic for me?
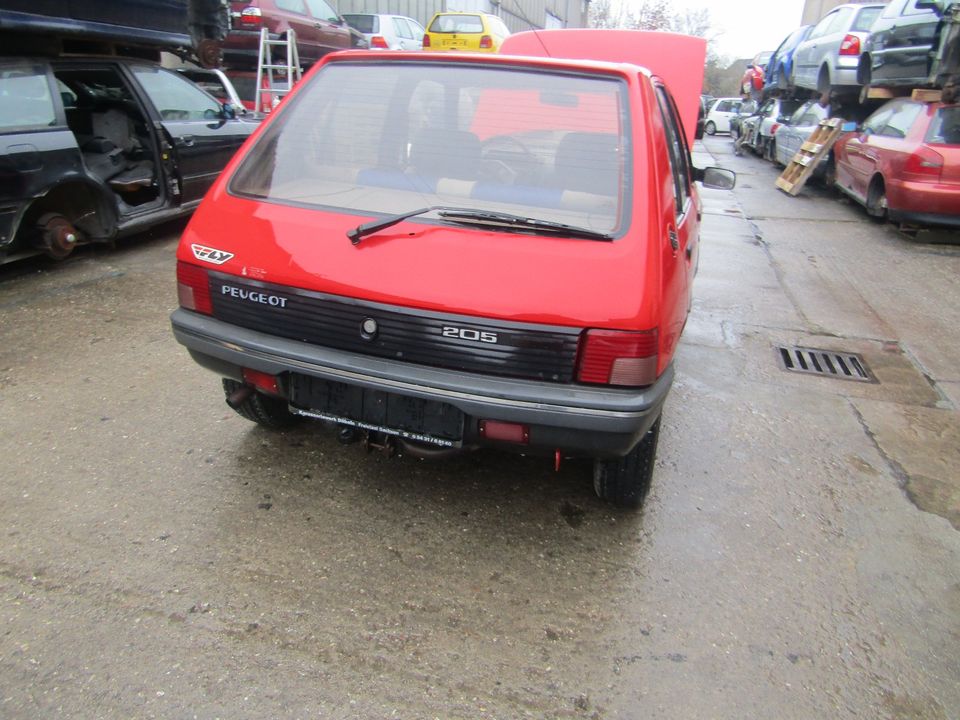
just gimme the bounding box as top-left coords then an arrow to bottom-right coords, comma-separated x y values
336,0 -> 587,32
801,0 -> 878,25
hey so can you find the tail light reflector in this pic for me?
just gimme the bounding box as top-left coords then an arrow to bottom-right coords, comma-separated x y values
177,261 -> 212,315
576,329 -> 659,387
479,420 -> 529,444
242,368 -> 281,395
904,146 -> 944,181
422,34 -> 431,48
479,35 -> 492,49
770,122 -> 781,136
370,35 -> 389,48
840,34 -> 860,56
240,7 -> 262,26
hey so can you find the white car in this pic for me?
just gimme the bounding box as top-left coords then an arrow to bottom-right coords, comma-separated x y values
342,13 -> 425,51
704,97 -> 745,135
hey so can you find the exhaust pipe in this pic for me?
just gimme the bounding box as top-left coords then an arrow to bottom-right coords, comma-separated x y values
225,383 -> 255,409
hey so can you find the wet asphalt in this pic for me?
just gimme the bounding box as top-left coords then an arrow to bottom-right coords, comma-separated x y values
0,136 -> 958,719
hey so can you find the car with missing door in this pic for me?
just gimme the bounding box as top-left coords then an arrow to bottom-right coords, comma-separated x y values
0,56 -> 258,262
170,29 -> 735,508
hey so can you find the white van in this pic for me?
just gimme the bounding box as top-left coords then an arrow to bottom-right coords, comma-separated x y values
704,97 -> 744,135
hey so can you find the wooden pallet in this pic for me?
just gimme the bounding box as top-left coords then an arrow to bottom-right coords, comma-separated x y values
775,118 -> 844,196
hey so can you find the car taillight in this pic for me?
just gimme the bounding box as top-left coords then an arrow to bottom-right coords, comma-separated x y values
904,145 -> 944,181
770,122 -> 781,135
240,7 -> 262,26
177,261 -> 212,315
370,35 -> 389,49
479,35 -> 492,49
422,34 -> 430,48
576,329 -> 659,387
840,34 -> 860,56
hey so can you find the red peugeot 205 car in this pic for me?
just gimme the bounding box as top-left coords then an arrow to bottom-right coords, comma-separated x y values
171,30 -> 736,507
834,99 -> 960,227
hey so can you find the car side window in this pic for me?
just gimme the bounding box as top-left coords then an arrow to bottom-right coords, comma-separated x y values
0,64 -> 56,131
276,0 -> 306,14
132,66 -> 223,121
654,86 -> 690,218
809,11 -> 837,39
907,0 -> 936,15
879,102 -> 922,138
306,0 -> 338,22
881,0 -> 908,19
828,7 -> 854,33
393,17 -> 413,39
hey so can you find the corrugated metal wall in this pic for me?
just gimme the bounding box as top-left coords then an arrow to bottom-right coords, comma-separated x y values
336,0 -> 587,32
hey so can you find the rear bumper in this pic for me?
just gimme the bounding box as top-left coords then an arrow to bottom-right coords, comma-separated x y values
171,309 -> 671,457
889,180 -> 960,227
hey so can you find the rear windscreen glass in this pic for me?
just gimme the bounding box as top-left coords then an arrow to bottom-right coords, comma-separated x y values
429,15 -> 483,33
344,14 -> 378,33
928,107 -> 960,145
852,7 -> 882,32
230,62 -> 630,236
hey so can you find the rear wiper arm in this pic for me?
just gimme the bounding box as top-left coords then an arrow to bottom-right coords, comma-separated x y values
437,209 -> 614,241
348,206 -> 614,245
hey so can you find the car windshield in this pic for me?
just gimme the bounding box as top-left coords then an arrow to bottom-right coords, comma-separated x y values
230,62 -> 629,236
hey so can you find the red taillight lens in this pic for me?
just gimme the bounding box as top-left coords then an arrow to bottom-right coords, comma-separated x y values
422,34 -> 430,48
176,261 -> 212,315
770,122 -> 781,135
370,35 -> 389,49
479,420 -> 530,444
904,145 -> 944,181
240,7 -> 262,25
840,34 -> 860,56
242,368 -> 281,395
479,34 -> 492,49
576,329 -> 659,387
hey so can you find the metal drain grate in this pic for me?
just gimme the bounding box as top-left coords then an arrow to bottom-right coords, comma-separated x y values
776,346 -> 876,383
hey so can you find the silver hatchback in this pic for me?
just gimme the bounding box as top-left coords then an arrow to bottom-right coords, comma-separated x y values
342,13 -> 425,51
791,3 -> 884,94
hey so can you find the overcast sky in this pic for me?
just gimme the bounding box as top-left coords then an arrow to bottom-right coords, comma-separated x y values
669,0 -> 807,60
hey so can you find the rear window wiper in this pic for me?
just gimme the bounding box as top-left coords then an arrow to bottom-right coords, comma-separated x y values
348,206 -> 614,244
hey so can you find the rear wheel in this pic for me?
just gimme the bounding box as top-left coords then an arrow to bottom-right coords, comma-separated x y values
704,121 -> 716,136
593,416 -> 661,509
222,379 -> 302,429
817,66 -> 832,96
866,177 -> 888,222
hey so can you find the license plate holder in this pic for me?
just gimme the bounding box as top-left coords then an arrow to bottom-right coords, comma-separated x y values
288,375 -> 464,447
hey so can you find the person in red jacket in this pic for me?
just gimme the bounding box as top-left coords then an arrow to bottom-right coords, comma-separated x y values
740,62 -> 764,102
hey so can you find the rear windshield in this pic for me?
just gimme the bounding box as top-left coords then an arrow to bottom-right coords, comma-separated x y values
852,7 -> 882,32
343,14 -> 378,33
230,62 -> 629,235
928,106 -> 960,145
429,14 -> 483,33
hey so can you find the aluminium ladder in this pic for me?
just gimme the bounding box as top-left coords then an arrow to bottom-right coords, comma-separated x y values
255,27 -> 301,114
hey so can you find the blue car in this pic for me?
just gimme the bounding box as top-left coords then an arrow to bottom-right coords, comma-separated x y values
764,25 -> 814,93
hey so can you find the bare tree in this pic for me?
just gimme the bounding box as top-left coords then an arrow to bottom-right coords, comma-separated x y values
590,0 -> 673,31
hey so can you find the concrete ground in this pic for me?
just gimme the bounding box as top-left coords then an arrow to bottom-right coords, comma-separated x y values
0,135 -> 957,719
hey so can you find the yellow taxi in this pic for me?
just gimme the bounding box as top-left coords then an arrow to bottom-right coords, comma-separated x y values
421,12 -> 510,52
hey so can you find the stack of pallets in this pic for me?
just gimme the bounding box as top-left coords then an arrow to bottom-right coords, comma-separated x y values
775,118 -> 845,196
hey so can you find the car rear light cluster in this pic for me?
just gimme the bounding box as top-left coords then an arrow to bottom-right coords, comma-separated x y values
479,35 -> 493,49
576,329 -> 659,387
422,34 -> 431,48
177,261 -> 213,315
839,34 -> 860,56
370,35 -> 389,49
239,7 -> 262,27
904,146 -> 944,181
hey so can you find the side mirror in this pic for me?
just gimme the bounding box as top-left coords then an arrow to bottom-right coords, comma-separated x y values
694,166 -> 737,189
222,103 -> 237,120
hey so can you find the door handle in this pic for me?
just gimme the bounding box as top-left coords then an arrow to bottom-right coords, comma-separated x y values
314,22 -> 324,28
668,228 -> 679,252
180,135 -> 195,147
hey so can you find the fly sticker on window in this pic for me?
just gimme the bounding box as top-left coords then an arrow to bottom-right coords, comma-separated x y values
191,244 -> 234,265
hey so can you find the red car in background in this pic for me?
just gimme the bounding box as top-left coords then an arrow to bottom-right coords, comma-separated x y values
170,30 -> 736,508
834,99 -> 960,227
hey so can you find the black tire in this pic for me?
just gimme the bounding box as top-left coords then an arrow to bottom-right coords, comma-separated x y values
222,379 -> 302,429
704,121 -> 716,136
593,416 -> 661,509
866,177 -> 888,222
